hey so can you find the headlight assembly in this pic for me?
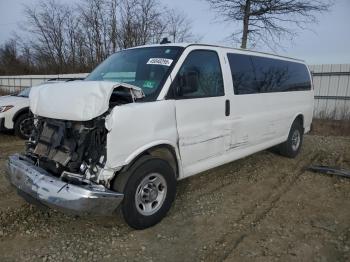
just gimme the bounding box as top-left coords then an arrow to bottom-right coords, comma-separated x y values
0,105 -> 14,113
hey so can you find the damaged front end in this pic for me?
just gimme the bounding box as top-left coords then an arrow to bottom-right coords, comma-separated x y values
7,114 -> 123,216
27,116 -> 109,186
7,153 -> 123,215
6,81 -> 145,216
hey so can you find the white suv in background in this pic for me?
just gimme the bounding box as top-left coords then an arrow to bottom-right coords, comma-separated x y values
0,87 -> 32,139
0,78 -> 84,139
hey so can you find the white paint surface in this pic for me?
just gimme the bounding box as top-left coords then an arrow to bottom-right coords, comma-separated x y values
0,95 -> 29,129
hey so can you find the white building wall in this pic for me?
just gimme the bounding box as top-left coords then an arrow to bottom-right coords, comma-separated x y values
309,64 -> 350,120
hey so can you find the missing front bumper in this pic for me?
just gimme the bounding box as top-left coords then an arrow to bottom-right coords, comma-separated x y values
6,154 -> 123,216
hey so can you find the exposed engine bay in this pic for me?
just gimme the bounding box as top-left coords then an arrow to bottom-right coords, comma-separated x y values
26,116 -> 108,185
25,84 -> 145,187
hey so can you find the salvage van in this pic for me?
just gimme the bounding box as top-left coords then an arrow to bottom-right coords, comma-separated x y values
7,43 -> 313,229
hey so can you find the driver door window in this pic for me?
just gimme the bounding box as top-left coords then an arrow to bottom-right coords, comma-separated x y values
172,50 -> 224,98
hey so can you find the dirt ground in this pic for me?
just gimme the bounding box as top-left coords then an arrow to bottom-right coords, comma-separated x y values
0,132 -> 349,262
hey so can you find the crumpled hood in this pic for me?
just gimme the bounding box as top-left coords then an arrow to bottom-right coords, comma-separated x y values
29,80 -> 144,121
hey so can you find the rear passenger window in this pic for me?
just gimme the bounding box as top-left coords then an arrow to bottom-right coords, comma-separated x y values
172,50 -> 224,98
227,53 -> 311,95
227,54 -> 258,94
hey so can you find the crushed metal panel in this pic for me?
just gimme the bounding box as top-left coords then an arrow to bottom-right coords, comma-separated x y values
104,100 -> 180,173
29,81 -> 145,121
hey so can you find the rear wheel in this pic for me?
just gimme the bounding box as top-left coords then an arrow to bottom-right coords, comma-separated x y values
14,113 -> 34,139
113,156 -> 176,229
278,119 -> 304,158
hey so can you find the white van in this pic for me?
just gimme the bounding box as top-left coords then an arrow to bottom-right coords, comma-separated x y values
7,43 -> 313,229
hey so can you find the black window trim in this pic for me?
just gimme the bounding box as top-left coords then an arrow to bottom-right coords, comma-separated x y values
167,49 -> 225,100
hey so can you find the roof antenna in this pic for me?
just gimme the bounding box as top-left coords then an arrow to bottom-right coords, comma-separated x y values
160,37 -> 171,44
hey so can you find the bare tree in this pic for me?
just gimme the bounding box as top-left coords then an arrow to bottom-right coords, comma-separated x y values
65,9 -> 81,71
118,0 -> 137,48
78,0 -> 112,65
118,0 -> 166,48
203,0 -> 333,49
136,0 -> 162,45
108,0 -> 118,53
0,39 -> 35,75
0,39 -> 20,75
166,8 -> 195,43
24,0 -> 71,73
0,0 -> 198,75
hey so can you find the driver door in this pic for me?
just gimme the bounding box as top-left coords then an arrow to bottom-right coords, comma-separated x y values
171,49 -> 231,177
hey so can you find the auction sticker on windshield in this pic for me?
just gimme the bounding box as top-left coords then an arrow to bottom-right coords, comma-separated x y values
147,58 -> 173,66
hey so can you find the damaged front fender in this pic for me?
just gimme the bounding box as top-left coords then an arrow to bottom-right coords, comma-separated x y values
104,100 -> 183,177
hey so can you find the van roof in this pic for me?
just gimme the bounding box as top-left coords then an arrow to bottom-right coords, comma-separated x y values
131,43 -> 305,63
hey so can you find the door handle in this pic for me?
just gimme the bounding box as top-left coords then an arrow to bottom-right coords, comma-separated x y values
225,99 -> 230,116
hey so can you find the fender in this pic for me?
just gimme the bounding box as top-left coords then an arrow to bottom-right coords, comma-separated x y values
104,100 -> 182,177
290,112 -> 304,133
106,140 -> 184,179
124,140 -> 180,164
12,107 -> 30,123
123,140 -> 183,178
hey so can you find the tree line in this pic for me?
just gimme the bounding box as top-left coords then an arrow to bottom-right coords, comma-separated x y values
0,0 -> 333,76
0,0 -> 197,75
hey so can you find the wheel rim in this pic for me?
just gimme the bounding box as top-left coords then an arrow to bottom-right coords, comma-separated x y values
291,129 -> 301,151
135,173 -> 167,216
19,117 -> 34,138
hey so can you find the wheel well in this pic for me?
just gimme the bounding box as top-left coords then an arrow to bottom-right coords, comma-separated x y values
123,144 -> 179,178
12,107 -> 30,124
295,114 -> 304,129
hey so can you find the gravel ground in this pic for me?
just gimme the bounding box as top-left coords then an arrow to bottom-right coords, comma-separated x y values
0,133 -> 349,262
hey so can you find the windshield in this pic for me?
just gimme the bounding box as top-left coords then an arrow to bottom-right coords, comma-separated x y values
17,88 -> 31,97
86,46 -> 184,100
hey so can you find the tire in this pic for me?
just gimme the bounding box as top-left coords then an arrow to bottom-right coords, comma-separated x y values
14,113 -> 34,139
112,156 -> 177,229
278,119 -> 304,158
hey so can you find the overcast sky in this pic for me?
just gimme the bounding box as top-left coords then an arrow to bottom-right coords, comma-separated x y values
0,0 -> 349,65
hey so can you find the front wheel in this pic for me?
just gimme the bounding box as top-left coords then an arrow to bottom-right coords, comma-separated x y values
14,113 -> 34,139
113,156 -> 176,229
278,119 -> 304,158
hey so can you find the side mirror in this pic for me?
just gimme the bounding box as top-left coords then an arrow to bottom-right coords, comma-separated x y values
179,70 -> 199,95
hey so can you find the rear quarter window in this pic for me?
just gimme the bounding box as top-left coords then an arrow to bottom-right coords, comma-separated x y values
252,56 -> 311,93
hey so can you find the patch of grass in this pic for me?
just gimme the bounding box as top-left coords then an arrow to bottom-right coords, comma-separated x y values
311,119 -> 350,136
